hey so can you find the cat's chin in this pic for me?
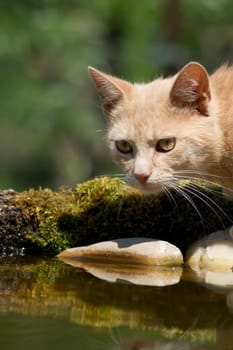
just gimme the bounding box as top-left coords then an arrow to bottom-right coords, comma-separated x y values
129,182 -> 163,196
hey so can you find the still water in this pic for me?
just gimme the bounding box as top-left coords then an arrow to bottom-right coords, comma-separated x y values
0,256 -> 232,350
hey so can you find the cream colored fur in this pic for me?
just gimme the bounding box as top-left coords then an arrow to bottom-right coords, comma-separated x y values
89,62 -> 233,197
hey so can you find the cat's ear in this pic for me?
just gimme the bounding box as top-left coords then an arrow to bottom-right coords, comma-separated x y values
88,67 -> 131,115
170,62 -> 211,116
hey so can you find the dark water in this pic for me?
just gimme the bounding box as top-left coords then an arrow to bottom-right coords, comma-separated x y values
0,256 -> 232,350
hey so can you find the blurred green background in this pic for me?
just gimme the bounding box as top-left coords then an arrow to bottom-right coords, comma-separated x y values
1,0 -> 233,190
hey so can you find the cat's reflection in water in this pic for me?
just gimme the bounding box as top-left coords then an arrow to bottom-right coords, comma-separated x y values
117,338 -> 188,350
109,327 -> 195,350
114,337 -> 208,350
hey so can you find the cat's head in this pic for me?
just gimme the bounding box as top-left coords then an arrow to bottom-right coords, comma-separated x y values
89,62 -> 221,194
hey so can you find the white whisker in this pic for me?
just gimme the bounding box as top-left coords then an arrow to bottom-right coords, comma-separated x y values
184,180 -> 224,197
162,184 -> 179,210
182,184 -> 223,224
102,173 -> 126,180
174,169 -> 226,180
174,173 -> 233,196
185,183 -> 233,224
168,182 -> 204,225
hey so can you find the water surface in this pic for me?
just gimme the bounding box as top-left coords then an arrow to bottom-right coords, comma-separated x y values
0,256 -> 232,349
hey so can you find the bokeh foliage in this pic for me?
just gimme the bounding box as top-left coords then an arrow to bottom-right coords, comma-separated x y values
1,0 -> 233,190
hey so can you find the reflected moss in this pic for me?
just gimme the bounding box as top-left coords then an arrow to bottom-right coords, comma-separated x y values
0,257 -> 228,344
0,258 -> 232,328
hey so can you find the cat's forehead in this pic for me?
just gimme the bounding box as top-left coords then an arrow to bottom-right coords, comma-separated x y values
131,79 -> 172,107
109,112 -> 178,142
109,117 -> 173,141
109,79 -> 180,140
108,76 -> 209,142
126,79 -> 175,120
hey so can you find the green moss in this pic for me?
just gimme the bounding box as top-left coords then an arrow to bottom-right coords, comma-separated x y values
13,188 -> 76,254
9,177 -> 233,255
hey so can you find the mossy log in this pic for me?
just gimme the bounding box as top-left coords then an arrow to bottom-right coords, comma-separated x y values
0,177 -> 232,256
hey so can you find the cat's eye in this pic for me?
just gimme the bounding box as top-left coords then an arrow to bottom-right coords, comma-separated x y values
115,140 -> 133,154
156,137 -> 176,153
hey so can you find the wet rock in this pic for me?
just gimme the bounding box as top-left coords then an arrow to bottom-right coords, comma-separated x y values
58,237 -> 183,267
186,227 -> 233,271
58,237 -> 183,286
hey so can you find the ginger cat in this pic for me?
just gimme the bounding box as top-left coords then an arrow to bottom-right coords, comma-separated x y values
89,62 -> 233,200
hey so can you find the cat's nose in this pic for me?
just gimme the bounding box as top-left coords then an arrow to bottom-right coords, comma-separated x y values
135,172 -> 151,185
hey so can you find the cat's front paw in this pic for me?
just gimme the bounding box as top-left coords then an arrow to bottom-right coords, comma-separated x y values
186,226 -> 233,272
